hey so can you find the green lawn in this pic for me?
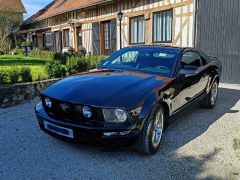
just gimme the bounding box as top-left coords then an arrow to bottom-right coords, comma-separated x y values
0,55 -> 48,81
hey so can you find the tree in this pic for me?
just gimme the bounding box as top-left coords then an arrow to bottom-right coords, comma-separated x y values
0,11 -> 22,53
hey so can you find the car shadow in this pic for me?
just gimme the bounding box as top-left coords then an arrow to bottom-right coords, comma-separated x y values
49,87 -> 240,179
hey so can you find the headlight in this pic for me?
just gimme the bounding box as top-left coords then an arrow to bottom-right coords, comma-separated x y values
44,97 -> 52,108
83,106 -> 92,118
103,108 -> 128,123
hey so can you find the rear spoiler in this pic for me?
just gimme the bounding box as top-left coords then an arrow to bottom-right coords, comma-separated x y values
208,55 -> 218,60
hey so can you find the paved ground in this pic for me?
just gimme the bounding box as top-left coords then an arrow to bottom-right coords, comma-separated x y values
0,84 -> 240,180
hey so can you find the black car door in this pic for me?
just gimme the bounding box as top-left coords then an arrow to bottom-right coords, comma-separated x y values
171,50 -> 208,112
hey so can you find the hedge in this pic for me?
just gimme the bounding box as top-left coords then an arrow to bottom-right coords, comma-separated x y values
29,50 -> 55,61
0,66 -> 33,85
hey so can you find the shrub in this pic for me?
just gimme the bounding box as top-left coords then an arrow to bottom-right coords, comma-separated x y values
20,67 -> 33,82
8,66 -> 20,84
36,71 -> 47,81
65,54 -> 108,75
46,61 -> 67,78
15,48 -> 24,55
54,52 -> 70,64
85,55 -> 106,69
66,54 -> 88,75
0,69 -> 8,85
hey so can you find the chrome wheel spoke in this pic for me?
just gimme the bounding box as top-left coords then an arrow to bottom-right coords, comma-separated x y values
210,82 -> 218,105
151,110 -> 164,148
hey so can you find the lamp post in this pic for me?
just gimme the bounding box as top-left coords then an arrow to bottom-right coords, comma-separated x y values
117,11 -> 123,49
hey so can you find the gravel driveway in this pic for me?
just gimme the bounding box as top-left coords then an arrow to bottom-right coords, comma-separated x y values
0,83 -> 240,180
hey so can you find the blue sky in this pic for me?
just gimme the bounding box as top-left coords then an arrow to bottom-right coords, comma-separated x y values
22,0 -> 52,19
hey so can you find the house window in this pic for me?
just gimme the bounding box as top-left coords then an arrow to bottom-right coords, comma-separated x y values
130,16 -> 145,44
153,9 -> 173,43
104,22 -> 111,50
64,29 -> 70,47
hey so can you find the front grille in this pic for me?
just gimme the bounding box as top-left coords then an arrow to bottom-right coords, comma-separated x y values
41,95 -> 104,125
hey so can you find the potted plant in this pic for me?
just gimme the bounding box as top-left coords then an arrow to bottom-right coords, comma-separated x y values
78,45 -> 86,56
21,41 -> 33,56
21,41 -> 27,56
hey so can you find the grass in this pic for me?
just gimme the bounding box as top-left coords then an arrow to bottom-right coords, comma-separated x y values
0,55 -> 48,81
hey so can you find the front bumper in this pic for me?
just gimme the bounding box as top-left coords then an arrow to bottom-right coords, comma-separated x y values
35,103 -> 140,144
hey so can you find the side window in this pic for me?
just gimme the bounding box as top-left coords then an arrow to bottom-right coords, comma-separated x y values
200,56 -> 207,66
181,52 -> 202,67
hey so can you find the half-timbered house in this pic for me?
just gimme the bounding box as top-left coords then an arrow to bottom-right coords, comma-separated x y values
18,0 -> 196,55
18,0 -> 240,84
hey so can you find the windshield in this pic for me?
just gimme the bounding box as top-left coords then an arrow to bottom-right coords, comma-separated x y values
100,47 -> 180,77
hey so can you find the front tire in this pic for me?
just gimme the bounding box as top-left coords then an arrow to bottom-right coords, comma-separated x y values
137,105 -> 166,155
202,80 -> 219,109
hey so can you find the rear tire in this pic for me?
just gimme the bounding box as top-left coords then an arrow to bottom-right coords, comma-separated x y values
202,80 -> 219,109
136,105 -> 166,155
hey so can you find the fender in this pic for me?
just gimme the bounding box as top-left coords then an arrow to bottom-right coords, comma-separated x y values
138,90 -> 171,130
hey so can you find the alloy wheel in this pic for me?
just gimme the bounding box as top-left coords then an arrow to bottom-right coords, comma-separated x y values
151,110 -> 164,148
210,82 -> 218,106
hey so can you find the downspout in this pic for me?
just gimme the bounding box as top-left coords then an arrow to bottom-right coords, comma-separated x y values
192,0 -> 197,48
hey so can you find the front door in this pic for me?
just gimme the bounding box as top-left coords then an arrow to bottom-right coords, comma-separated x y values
101,19 -> 117,56
171,50 -> 208,112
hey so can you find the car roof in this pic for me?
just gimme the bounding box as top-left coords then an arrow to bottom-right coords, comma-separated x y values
126,45 -> 185,53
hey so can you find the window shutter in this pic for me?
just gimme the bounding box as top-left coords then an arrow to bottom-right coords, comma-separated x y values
92,22 -> 100,55
110,19 -> 117,54
57,31 -> 62,52
45,32 -> 54,51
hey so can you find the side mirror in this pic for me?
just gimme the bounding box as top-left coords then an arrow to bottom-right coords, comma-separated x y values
178,66 -> 198,78
98,59 -> 107,68
100,59 -> 107,66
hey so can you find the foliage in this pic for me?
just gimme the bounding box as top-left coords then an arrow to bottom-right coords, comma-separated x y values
0,68 -> 8,85
20,67 -> 33,82
30,50 -> 70,64
30,50 -> 55,61
0,12 -> 21,53
66,54 -> 88,75
66,54 -> 107,75
54,52 -> 70,64
8,66 -> 20,84
46,61 -> 67,78
10,48 -> 24,55
21,41 -> 33,47
0,53 -> 107,84
86,55 -> 107,69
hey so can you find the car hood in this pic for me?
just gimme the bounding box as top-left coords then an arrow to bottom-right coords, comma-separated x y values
42,70 -> 171,109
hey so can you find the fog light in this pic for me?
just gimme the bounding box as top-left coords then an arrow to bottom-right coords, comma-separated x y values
103,131 -> 131,137
83,106 -> 92,118
103,132 -> 118,136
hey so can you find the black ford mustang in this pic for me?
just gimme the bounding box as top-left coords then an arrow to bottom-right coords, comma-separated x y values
35,46 -> 221,154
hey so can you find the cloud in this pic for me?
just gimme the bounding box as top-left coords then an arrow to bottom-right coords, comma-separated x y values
22,0 -> 52,19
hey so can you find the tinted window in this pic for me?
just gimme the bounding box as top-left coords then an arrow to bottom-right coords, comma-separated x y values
101,47 -> 180,77
181,51 -> 202,67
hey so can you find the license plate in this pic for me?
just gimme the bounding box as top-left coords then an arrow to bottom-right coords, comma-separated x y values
44,121 -> 74,138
